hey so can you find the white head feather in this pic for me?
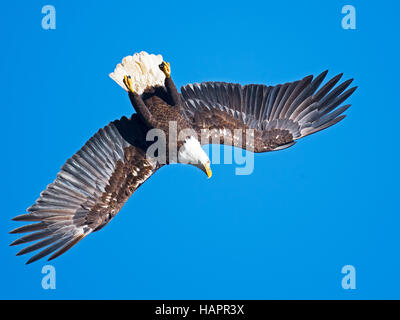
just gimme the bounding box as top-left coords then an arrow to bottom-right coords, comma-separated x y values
178,136 -> 210,166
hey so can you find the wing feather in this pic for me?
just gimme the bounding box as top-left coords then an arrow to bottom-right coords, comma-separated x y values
10,115 -> 159,264
181,71 -> 356,152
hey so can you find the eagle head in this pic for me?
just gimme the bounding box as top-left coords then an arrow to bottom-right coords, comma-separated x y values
178,136 -> 212,178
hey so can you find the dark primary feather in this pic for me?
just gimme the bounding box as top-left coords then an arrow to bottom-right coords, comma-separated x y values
10,115 -> 159,264
181,71 -> 356,152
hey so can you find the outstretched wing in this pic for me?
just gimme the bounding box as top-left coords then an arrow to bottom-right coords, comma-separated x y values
180,71 -> 356,152
10,115 -> 159,264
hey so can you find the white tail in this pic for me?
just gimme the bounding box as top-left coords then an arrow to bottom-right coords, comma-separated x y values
109,51 -> 165,95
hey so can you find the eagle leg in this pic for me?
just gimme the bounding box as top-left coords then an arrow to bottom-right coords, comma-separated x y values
124,76 -> 157,127
159,61 -> 181,107
123,75 -> 135,93
159,61 -> 171,78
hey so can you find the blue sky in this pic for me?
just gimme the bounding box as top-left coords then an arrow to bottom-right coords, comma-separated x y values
1,0 -> 399,299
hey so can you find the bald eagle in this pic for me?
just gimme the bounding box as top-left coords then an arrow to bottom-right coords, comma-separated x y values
10,52 -> 356,264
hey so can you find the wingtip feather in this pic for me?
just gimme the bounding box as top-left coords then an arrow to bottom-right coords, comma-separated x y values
10,239 -> 21,246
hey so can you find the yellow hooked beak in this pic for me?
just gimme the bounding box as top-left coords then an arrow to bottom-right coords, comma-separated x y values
204,162 -> 212,179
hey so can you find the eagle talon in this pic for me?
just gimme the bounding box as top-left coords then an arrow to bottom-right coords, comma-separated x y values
159,61 -> 171,78
123,75 -> 134,93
